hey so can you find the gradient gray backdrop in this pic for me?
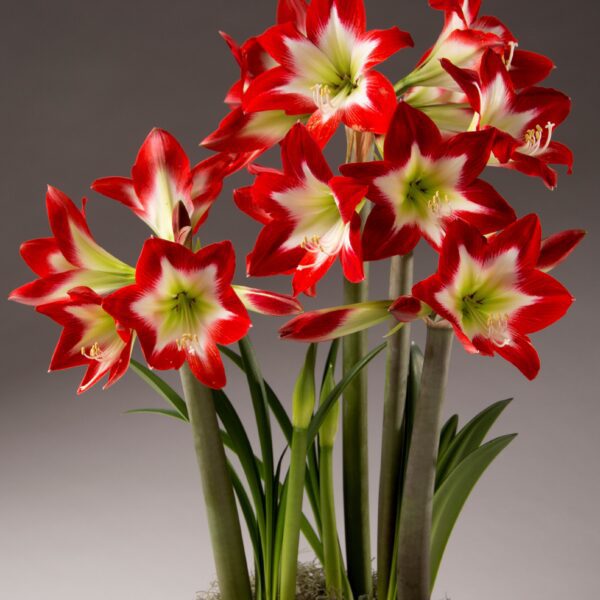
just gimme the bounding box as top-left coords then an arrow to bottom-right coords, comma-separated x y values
2,1 -> 599,598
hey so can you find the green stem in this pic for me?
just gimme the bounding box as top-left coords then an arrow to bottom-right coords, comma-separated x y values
396,324 -> 453,600
343,127 -> 374,598
179,364 -> 252,600
320,444 -> 343,597
279,427 -> 309,600
377,252 -> 414,599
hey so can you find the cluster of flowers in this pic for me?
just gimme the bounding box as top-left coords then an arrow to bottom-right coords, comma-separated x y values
11,0 -> 584,390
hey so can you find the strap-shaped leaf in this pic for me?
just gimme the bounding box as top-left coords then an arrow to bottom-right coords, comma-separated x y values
307,342 -> 386,444
438,414 -> 459,463
430,433 -> 517,588
129,359 -> 189,421
125,408 -> 188,422
213,390 -> 266,528
221,345 -> 293,442
436,398 -> 513,489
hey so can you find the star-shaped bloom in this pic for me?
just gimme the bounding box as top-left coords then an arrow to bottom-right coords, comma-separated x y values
442,50 -> 572,188
92,129 -> 239,240
341,101 -> 516,260
103,238 -> 251,389
408,215 -> 573,379
242,0 -> 413,135
37,287 -> 133,394
245,124 -> 368,296
10,186 -> 135,306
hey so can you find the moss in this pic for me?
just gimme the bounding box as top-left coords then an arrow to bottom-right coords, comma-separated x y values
196,561 -> 371,599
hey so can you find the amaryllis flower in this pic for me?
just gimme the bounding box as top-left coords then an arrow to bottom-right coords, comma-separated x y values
242,0 -> 413,135
10,186 -> 135,306
280,301 -> 392,342
397,0 -> 552,94
103,238 -> 251,389
203,0 -> 317,155
245,124 -> 368,296
442,50 -> 572,188
36,287 -> 133,394
92,129 -> 237,240
341,102 -> 515,260
408,215 -> 573,379
219,0 -> 307,107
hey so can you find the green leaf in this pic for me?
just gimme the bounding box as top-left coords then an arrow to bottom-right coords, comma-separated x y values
124,408 -> 188,422
307,342 -> 386,444
430,433 -> 517,588
438,414 -> 459,463
129,359 -> 189,421
213,390 -> 266,525
436,398 -> 512,489
221,345 -> 293,443
292,344 -> 317,429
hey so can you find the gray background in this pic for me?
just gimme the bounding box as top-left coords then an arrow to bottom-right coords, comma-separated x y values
1,1 -> 598,599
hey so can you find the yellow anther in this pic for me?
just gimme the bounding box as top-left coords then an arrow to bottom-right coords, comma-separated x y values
81,342 -> 103,361
486,313 -> 511,347
176,333 -> 199,351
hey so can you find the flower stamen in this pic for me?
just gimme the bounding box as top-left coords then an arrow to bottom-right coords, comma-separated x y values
504,41 -> 518,70
523,122 -> 555,155
486,313 -> 511,347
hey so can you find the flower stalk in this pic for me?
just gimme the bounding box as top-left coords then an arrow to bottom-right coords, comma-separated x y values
377,252 -> 414,599
279,345 -> 317,600
396,322 -> 454,600
319,363 -> 343,597
179,363 -> 252,600
342,127 -> 374,598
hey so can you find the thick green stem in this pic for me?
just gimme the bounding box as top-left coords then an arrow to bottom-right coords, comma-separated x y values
377,252 -> 414,599
396,324 -> 453,600
280,427 -> 309,600
343,128 -> 374,598
320,444 -> 343,597
179,364 -> 252,600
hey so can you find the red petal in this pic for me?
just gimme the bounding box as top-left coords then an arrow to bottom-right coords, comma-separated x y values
494,335 -> 540,380
458,178 -> 516,233
513,270 -> 573,334
509,49 -> 554,89
488,214 -> 541,273
362,206 -> 422,260
131,128 -> 192,222
329,176 -> 367,223
186,340 -> 227,389
340,214 -> 364,283
384,101 -> 443,164
341,71 -> 397,134
306,0 -> 366,43
281,123 -> 333,182
362,27 -> 414,70
91,176 -> 141,214
537,229 -> 585,272
20,237 -> 70,277
243,67 -> 315,115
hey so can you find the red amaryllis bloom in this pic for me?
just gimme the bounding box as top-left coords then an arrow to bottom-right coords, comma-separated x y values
242,0 -> 413,135
92,129 -> 237,240
203,0 -> 327,155
399,0 -> 552,92
245,124 -> 368,296
10,186 -> 135,306
442,50 -> 572,188
341,102 -> 515,260
409,215 -> 574,379
103,238 -> 251,389
36,287 -> 133,394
